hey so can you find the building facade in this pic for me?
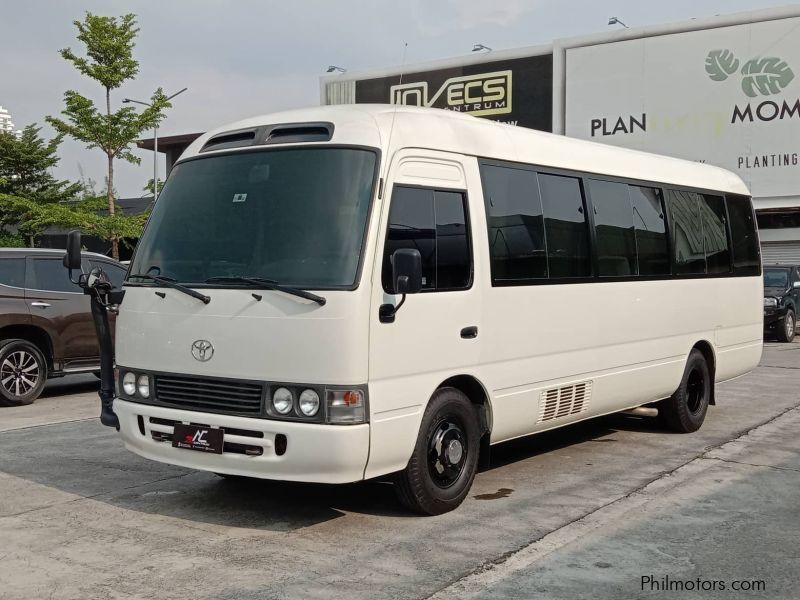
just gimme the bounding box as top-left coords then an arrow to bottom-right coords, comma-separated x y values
0,105 -> 19,137
321,6 -> 800,264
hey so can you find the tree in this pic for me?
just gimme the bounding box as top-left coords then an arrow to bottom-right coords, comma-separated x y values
0,125 -> 81,204
47,12 -> 170,259
143,177 -> 164,197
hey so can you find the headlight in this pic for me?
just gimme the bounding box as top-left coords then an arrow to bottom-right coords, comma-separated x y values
298,389 -> 320,416
137,374 -> 150,398
326,389 -> 365,424
272,387 -> 294,415
122,372 -> 136,396
764,297 -> 778,308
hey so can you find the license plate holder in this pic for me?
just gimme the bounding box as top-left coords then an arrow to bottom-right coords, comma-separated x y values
172,424 -> 224,454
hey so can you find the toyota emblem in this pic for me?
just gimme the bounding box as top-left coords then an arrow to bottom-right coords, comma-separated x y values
191,340 -> 214,362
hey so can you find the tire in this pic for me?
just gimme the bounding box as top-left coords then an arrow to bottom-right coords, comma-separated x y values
658,349 -> 711,433
0,339 -> 48,407
394,387 -> 480,515
776,309 -> 796,343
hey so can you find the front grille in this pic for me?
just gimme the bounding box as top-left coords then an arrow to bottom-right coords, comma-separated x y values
153,374 -> 264,416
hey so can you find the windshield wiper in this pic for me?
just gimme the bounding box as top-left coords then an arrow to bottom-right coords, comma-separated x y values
128,273 -> 211,304
204,276 -> 326,306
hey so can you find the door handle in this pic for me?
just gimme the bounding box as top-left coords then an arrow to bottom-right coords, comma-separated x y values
30,302 -> 51,309
460,326 -> 478,339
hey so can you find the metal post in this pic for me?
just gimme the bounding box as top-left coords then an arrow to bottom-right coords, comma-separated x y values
154,125 -> 158,198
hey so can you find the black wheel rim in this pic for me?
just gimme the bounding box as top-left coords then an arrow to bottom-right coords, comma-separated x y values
427,415 -> 467,489
1,350 -> 40,397
686,367 -> 705,414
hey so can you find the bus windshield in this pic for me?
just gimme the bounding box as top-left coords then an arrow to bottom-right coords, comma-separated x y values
129,147 -> 377,289
763,269 -> 789,288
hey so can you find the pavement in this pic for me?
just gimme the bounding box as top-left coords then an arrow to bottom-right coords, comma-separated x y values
0,342 -> 798,600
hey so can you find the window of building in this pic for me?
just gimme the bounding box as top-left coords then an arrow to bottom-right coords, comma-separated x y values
666,190 -> 706,275
726,195 -> 761,276
587,179 -> 637,277
629,185 -> 669,276
701,194 -> 731,274
538,173 -> 591,278
382,186 -> 471,292
481,164 -> 547,281
0,258 -> 25,288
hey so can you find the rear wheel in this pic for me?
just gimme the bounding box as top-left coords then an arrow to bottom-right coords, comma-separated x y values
0,339 -> 48,407
776,309 -> 796,343
658,349 -> 710,433
394,387 -> 480,515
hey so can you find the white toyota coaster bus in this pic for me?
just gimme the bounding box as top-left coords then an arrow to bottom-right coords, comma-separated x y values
99,105 -> 762,515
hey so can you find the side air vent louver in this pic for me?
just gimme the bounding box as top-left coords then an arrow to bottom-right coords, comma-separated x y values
200,129 -> 257,152
538,381 -> 592,423
265,124 -> 333,144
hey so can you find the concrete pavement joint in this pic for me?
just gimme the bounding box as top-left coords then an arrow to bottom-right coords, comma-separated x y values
0,416 -> 98,434
425,404 -> 800,600
702,456 -> 800,474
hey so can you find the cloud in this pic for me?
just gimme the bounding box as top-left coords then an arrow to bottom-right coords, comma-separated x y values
412,0 -> 544,36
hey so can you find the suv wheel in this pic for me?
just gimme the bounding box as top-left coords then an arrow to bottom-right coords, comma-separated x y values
0,339 -> 48,407
777,309 -> 796,343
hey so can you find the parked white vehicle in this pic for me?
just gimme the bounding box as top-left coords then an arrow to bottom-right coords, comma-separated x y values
102,105 -> 762,514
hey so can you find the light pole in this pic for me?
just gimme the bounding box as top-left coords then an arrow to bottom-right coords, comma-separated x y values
123,87 -> 187,198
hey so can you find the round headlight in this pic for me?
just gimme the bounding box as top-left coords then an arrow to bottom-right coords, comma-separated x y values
137,374 -> 150,398
298,389 -> 320,417
272,387 -> 293,415
122,372 -> 136,396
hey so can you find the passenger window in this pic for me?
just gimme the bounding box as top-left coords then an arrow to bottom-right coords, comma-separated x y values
481,164 -> 547,281
701,195 -> 731,274
538,173 -> 591,278
91,261 -> 126,289
587,179 -> 637,277
382,186 -> 471,292
629,186 -> 669,276
31,258 -> 79,293
666,190 -> 706,275
0,258 -> 25,288
726,195 -> 761,276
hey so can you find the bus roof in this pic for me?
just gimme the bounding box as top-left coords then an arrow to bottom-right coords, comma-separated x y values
180,105 -> 749,196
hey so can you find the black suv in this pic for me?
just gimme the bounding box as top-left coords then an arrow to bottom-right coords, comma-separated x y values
763,265 -> 800,343
0,248 -> 126,406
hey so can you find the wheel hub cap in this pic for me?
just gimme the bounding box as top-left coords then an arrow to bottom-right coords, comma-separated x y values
446,439 -> 463,465
428,417 -> 467,489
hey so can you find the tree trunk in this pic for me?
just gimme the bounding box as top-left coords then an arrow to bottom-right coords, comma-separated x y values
105,87 -> 119,260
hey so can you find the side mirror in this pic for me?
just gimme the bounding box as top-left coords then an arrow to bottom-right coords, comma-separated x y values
793,281 -> 800,289
392,248 -> 422,295
63,230 -> 82,270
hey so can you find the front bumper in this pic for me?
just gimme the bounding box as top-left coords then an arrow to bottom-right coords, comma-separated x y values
764,306 -> 788,328
114,398 -> 370,484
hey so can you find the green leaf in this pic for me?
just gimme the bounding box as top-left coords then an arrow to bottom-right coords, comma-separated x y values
740,57 -> 795,97
705,50 -> 740,82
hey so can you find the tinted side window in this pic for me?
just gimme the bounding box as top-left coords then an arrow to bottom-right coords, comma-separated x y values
587,179 -> 637,277
726,195 -> 761,276
91,261 -> 126,289
31,258 -> 80,293
481,164 -> 547,281
701,194 -> 731,274
629,186 -> 669,276
666,190 -> 705,275
382,186 -> 471,292
538,173 -> 591,278
0,258 -> 26,288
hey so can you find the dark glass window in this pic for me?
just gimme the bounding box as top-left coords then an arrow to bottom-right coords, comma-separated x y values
588,179 -> 637,277
91,260 -> 126,289
726,195 -> 761,275
0,258 -> 25,288
666,190 -> 706,275
481,164 -> 547,281
629,186 -> 669,276
382,186 -> 471,292
539,173 -> 590,278
701,194 -> 731,274
31,258 -> 80,293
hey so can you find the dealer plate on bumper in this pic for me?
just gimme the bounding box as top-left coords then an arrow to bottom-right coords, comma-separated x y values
172,424 -> 224,454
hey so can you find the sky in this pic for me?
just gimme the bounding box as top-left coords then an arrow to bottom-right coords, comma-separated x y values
1,0 -> 794,198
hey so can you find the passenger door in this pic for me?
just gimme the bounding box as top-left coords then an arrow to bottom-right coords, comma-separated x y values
25,256 -> 97,370
366,153 -> 484,477
0,256 -> 31,330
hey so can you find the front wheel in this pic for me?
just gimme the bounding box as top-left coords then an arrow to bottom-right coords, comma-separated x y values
776,309 -> 796,343
394,387 -> 480,515
658,349 -> 710,433
0,339 -> 48,407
